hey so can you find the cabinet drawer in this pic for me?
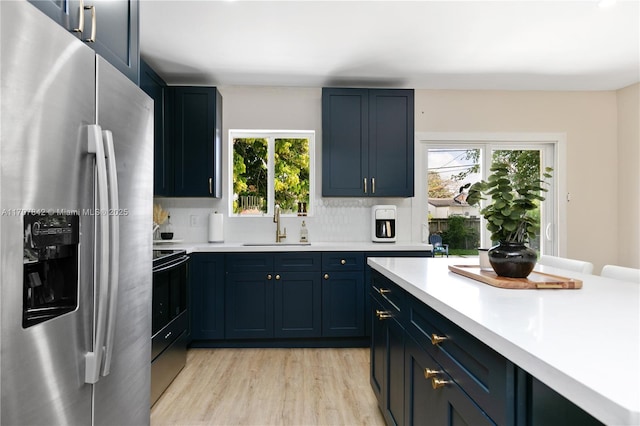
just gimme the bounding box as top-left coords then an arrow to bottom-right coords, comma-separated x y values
407,294 -> 514,426
405,336 -> 497,426
371,270 -> 405,317
274,252 -> 321,271
322,252 -> 364,271
225,253 -> 273,272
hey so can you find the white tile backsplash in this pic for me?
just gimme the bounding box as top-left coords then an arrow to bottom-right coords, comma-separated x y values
153,197 -> 415,243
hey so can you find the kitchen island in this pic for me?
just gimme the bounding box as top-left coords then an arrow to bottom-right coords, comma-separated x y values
367,256 -> 639,425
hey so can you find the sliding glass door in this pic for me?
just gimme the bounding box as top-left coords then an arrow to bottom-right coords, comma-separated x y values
425,142 -> 557,255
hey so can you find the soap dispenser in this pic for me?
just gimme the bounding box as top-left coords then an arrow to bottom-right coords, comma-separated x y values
299,220 -> 309,243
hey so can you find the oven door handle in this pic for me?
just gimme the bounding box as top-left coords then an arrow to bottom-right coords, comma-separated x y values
153,255 -> 190,273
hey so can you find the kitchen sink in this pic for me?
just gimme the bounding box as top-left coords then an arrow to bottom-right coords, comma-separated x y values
242,242 -> 312,246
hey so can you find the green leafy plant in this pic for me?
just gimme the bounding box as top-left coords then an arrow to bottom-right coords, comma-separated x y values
466,161 -> 553,244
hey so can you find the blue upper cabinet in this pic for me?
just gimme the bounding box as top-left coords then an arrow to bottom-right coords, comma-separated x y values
28,0 -> 139,84
172,87 -> 223,198
322,88 -> 414,197
139,59 -> 173,196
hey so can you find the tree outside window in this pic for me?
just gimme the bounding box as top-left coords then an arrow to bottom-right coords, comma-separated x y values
232,132 -> 312,216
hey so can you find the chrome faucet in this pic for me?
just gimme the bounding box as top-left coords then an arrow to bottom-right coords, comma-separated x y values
274,204 -> 287,243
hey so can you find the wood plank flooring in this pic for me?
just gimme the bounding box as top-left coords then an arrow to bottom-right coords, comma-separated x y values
150,348 -> 385,426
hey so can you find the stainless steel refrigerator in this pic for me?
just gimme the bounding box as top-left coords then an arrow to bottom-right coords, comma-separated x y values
1,1 -> 153,424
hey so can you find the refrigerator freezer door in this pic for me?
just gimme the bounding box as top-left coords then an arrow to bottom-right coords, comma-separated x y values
1,2 -> 96,425
92,56 -> 154,426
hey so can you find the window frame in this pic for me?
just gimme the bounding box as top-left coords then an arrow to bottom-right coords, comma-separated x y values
415,132 -> 567,256
228,129 -> 315,217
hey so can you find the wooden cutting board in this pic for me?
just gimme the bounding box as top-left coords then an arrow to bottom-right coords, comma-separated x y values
449,265 -> 583,289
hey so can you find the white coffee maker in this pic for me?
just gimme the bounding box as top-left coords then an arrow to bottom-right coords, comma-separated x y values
372,205 -> 397,243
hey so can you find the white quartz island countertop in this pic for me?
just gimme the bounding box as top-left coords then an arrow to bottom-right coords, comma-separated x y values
367,257 -> 640,426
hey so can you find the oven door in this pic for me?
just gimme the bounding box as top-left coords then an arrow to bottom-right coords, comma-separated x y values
152,254 -> 189,359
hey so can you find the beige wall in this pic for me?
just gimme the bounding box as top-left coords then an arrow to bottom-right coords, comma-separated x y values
616,83 -> 640,268
414,90 -> 624,272
215,86 -> 637,271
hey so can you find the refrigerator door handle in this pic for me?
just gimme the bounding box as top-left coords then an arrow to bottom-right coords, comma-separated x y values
85,124 -> 110,384
101,130 -> 120,377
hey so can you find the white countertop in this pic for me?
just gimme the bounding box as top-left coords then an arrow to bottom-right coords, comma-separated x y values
367,257 -> 640,426
153,241 -> 433,253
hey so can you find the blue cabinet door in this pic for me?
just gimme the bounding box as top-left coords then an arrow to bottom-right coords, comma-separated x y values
274,271 -> 321,338
404,336 -> 496,426
139,59 -> 173,196
82,0 -> 139,84
368,90 -> 414,197
322,271 -> 364,337
322,88 -> 414,197
225,271 -> 274,339
173,87 -> 222,197
322,88 -> 368,196
190,253 -> 224,340
371,293 -> 405,426
28,0 -> 139,84
370,296 -> 386,406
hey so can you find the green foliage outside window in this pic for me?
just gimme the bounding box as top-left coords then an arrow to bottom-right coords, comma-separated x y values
275,138 -> 310,214
233,137 -> 310,215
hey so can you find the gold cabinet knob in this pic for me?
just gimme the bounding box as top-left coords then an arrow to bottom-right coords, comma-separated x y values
432,378 -> 450,390
340,259 -> 346,265
275,274 -> 281,280
375,310 -> 392,320
431,334 -> 447,346
324,274 -> 329,280
424,368 -> 440,379
267,274 -> 272,280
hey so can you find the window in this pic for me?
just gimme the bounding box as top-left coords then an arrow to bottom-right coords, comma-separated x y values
427,146 -> 553,253
230,130 -> 314,216
417,135 -> 563,256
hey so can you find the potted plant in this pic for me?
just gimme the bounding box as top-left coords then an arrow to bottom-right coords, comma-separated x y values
466,161 -> 553,278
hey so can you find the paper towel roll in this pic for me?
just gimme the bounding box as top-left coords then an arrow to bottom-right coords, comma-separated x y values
208,212 -> 224,243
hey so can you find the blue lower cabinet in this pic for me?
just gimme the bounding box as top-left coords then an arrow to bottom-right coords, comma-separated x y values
322,271 -> 364,337
190,253 -> 224,340
370,293 -> 405,426
321,252 -> 365,337
225,271 -> 274,339
274,271 -> 322,338
225,253 -> 322,340
404,336 -> 496,426
526,375 -> 603,426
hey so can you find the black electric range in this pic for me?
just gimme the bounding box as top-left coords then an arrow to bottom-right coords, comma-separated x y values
152,249 -> 187,271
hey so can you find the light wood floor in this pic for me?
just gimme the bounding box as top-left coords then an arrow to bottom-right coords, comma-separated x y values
150,347 -> 385,426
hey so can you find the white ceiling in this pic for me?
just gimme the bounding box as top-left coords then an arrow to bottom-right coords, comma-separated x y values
140,0 -> 640,91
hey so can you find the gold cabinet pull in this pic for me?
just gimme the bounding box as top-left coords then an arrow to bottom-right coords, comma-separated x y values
431,334 -> 447,345
424,368 -> 440,379
340,259 -> 346,265
363,177 -> 367,194
375,310 -> 392,320
84,4 -> 96,43
324,274 -> 329,280
432,378 -> 451,390
372,177 -> 376,194
73,0 -> 85,33
379,288 -> 391,294
275,274 -> 281,280
209,177 -> 213,194
267,274 -> 272,280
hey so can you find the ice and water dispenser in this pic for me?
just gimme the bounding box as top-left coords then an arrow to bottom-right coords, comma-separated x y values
23,213 -> 79,328
372,205 -> 397,243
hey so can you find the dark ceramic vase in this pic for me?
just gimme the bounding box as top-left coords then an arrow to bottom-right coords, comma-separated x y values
488,241 -> 537,278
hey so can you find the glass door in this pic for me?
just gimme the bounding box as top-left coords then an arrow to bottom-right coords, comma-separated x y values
425,143 -> 557,256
